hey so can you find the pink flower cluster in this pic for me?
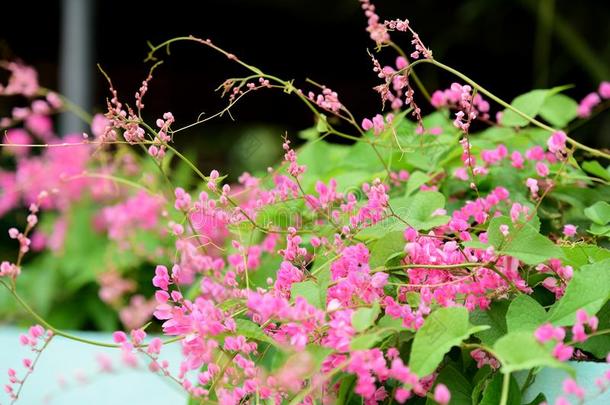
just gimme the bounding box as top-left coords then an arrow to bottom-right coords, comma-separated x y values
577,81 -> 610,118
97,191 -> 165,245
534,310 -> 598,365
307,87 -> 343,113
536,258 -> 574,298
4,325 -> 52,402
361,113 -> 393,135
431,82 -> 491,126
4,4 -> 610,404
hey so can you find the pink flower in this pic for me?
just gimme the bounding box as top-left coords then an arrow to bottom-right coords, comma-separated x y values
3,129 -> 31,157
562,378 -> 585,399
553,342 -> 574,362
536,162 -> 550,177
112,331 -> 128,343
371,272 -> 389,288
395,387 -> 411,403
547,131 -> 567,155
362,118 -> 373,131
434,383 -> 451,405
130,328 -> 147,345
91,113 -> 110,139
152,265 -> 170,290
571,323 -> 587,343
599,81 -> 610,99
563,224 -> 577,237
499,224 -> 509,237
535,323 -> 564,343
147,337 -> 163,355
371,114 -> 385,135
578,92 -> 601,118
526,178 -> 539,196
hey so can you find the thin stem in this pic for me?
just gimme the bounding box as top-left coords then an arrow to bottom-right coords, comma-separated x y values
499,372 -> 511,405
380,262 -> 485,272
11,334 -> 54,404
310,254 -> 340,276
0,280 -> 182,349
388,41 -> 431,101
406,58 -> 610,160
425,59 -> 556,130
566,328 -> 610,346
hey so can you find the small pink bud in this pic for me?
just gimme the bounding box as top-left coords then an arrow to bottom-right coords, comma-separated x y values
434,383 -> 451,405
19,334 -> 30,346
499,224 -> 509,237
8,228 -> 19,239
563,224 -> 577,237
553,342 -> 574,362
371,272 -> 389,288
599,81 -> 610,99
112,331 -> 128,344
395,387 -> 411,403
361,118 -> 373,131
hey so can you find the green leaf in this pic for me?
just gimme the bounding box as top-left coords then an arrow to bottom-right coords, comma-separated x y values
410,307 -> 489,377
336,374 -> 357,404
298,126 -> 319,141
368,231 -> 405,269
589,223 -> 610,237
248,255 -> 282,289
357,216 -> 402,240
501,87 -> 567,127
506,295 -> 547,332
291,280 -> 323,309
547,259 -> 610,326
479,373 -> 521,405
316,114 -> 329,133
524,393 -> 547,405
487,216 -> 563,265
297,140 -> 349,187
582,161 -> 610,182
469,300 -> 509,345
480,126 -> 517,143
314,258 -> 332,309
405,171 -> 429,196
234,319 -> 277,346
378,314 -> 404,329
352,301 -> 381,332
350,327 -> 398,350
584,201 -> 610,225
390,191 -> 451,231
493,331 -> 571,374
471,367 -> 494,405
561,244 -> 610,269
539,93 -> 578,128
425,365 -> 472,405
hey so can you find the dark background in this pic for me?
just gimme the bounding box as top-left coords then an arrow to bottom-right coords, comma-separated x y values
1,0 -> 609,175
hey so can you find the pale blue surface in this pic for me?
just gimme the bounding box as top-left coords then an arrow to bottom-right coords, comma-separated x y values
0,327 -> 187,405
1,327 -> 609,404
516,361 -> 610,404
